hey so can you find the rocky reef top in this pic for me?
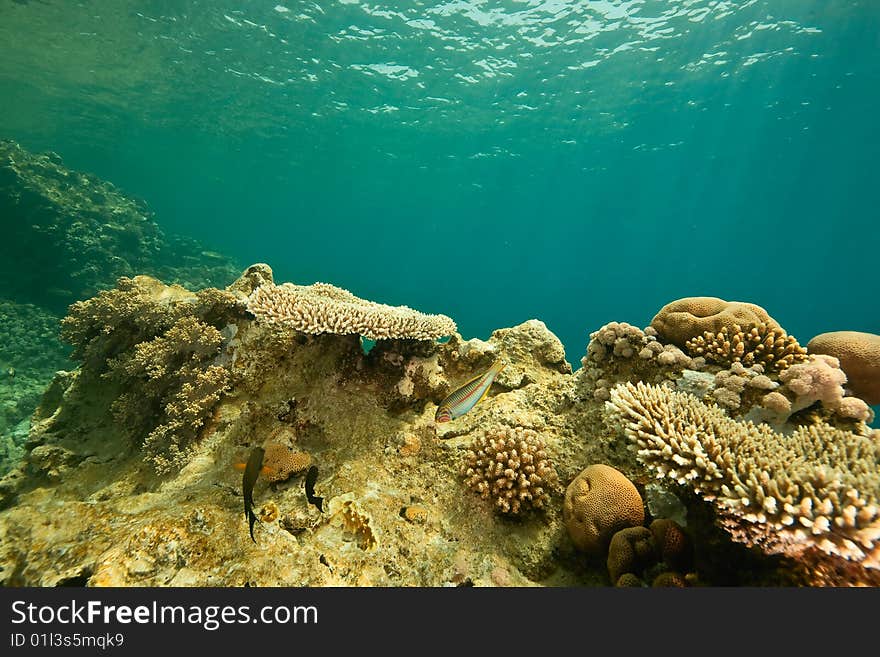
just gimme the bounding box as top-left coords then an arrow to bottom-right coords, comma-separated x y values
1,275 -> 877,587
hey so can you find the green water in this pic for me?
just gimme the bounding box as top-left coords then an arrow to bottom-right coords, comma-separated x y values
0,0 -> 877,396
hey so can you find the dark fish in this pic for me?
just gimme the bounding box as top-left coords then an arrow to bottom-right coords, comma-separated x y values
243,446 -> 265,543
304,465 -> 324,513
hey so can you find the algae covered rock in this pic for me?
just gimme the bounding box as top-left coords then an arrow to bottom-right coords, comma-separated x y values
0,139 -> 241,312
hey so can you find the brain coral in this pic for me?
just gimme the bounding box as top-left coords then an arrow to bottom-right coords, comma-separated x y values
461,426 -> 558,516
807,331 -> 880,405
563,464 -> 645,555
650,297 -> 780,348
605,381 -> 880,571
607,526 -> 657,583
247,282 -> 456,341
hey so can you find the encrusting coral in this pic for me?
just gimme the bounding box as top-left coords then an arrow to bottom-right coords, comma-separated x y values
807,331 -> 880,405
261,443 -> 312,482
605,381 -> 880,572
461,426 -> 557,516
563,464 -> 644,555
684,323 -> 808,373
246,282 -> 456,341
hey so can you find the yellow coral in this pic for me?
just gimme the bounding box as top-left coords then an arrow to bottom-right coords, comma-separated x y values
685,323 -> 807,373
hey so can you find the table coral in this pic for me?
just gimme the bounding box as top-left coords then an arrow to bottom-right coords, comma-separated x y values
563,464 -> 644,555
246,282 -> 456,341
807,331 -> 880,405
605,381 -> 880,572
461,426 -> 557,516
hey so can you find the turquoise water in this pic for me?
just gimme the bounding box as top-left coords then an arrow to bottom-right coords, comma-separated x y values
1,0 -> 878,360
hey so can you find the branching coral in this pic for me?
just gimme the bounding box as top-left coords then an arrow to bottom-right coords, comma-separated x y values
685,323 -> 808,373
108,316 -> 230,473
461,426 -> 557,516
778,355 -> 873,423
605,381 -> 880,570
247,282 -> 456,341
580,322 -> 696,402
58,275 -> 240,473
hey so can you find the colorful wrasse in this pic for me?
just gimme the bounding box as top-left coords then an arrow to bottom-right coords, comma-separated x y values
435,360 -> 506,425
242,446 -> 265,543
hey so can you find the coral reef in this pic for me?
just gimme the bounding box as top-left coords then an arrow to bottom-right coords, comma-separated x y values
578,321 -> 697,403
650,297 -> 780,348
685,323 -> 808,373
461,426 -> 558,516
247,282 -> 456,341
56,277 -> 238,473
606,526 -> 656,583
776,354 -> 873,423
807,331 -> 880,405
605,381 -> 880,576
563,464 -> 644,555
1,279 -> 875,588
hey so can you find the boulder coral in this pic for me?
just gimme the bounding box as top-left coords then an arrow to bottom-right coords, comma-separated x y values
650,297 -> 780,348
563,464 -> 644,555
807,331 -> 880,405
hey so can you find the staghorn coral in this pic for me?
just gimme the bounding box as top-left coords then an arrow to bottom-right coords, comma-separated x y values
651,297 -> 780,348
605,381 -> 880,571
247,282 -> 456,341
807,331 -> 880,405
461,426 -> 557,516
685,323 -> 808,373
563,464 -> 644,555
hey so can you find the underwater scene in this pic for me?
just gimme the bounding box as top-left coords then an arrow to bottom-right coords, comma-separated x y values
0,0 -> 878,588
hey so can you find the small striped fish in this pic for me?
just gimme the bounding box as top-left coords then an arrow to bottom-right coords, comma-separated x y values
435,360 -> 506,425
